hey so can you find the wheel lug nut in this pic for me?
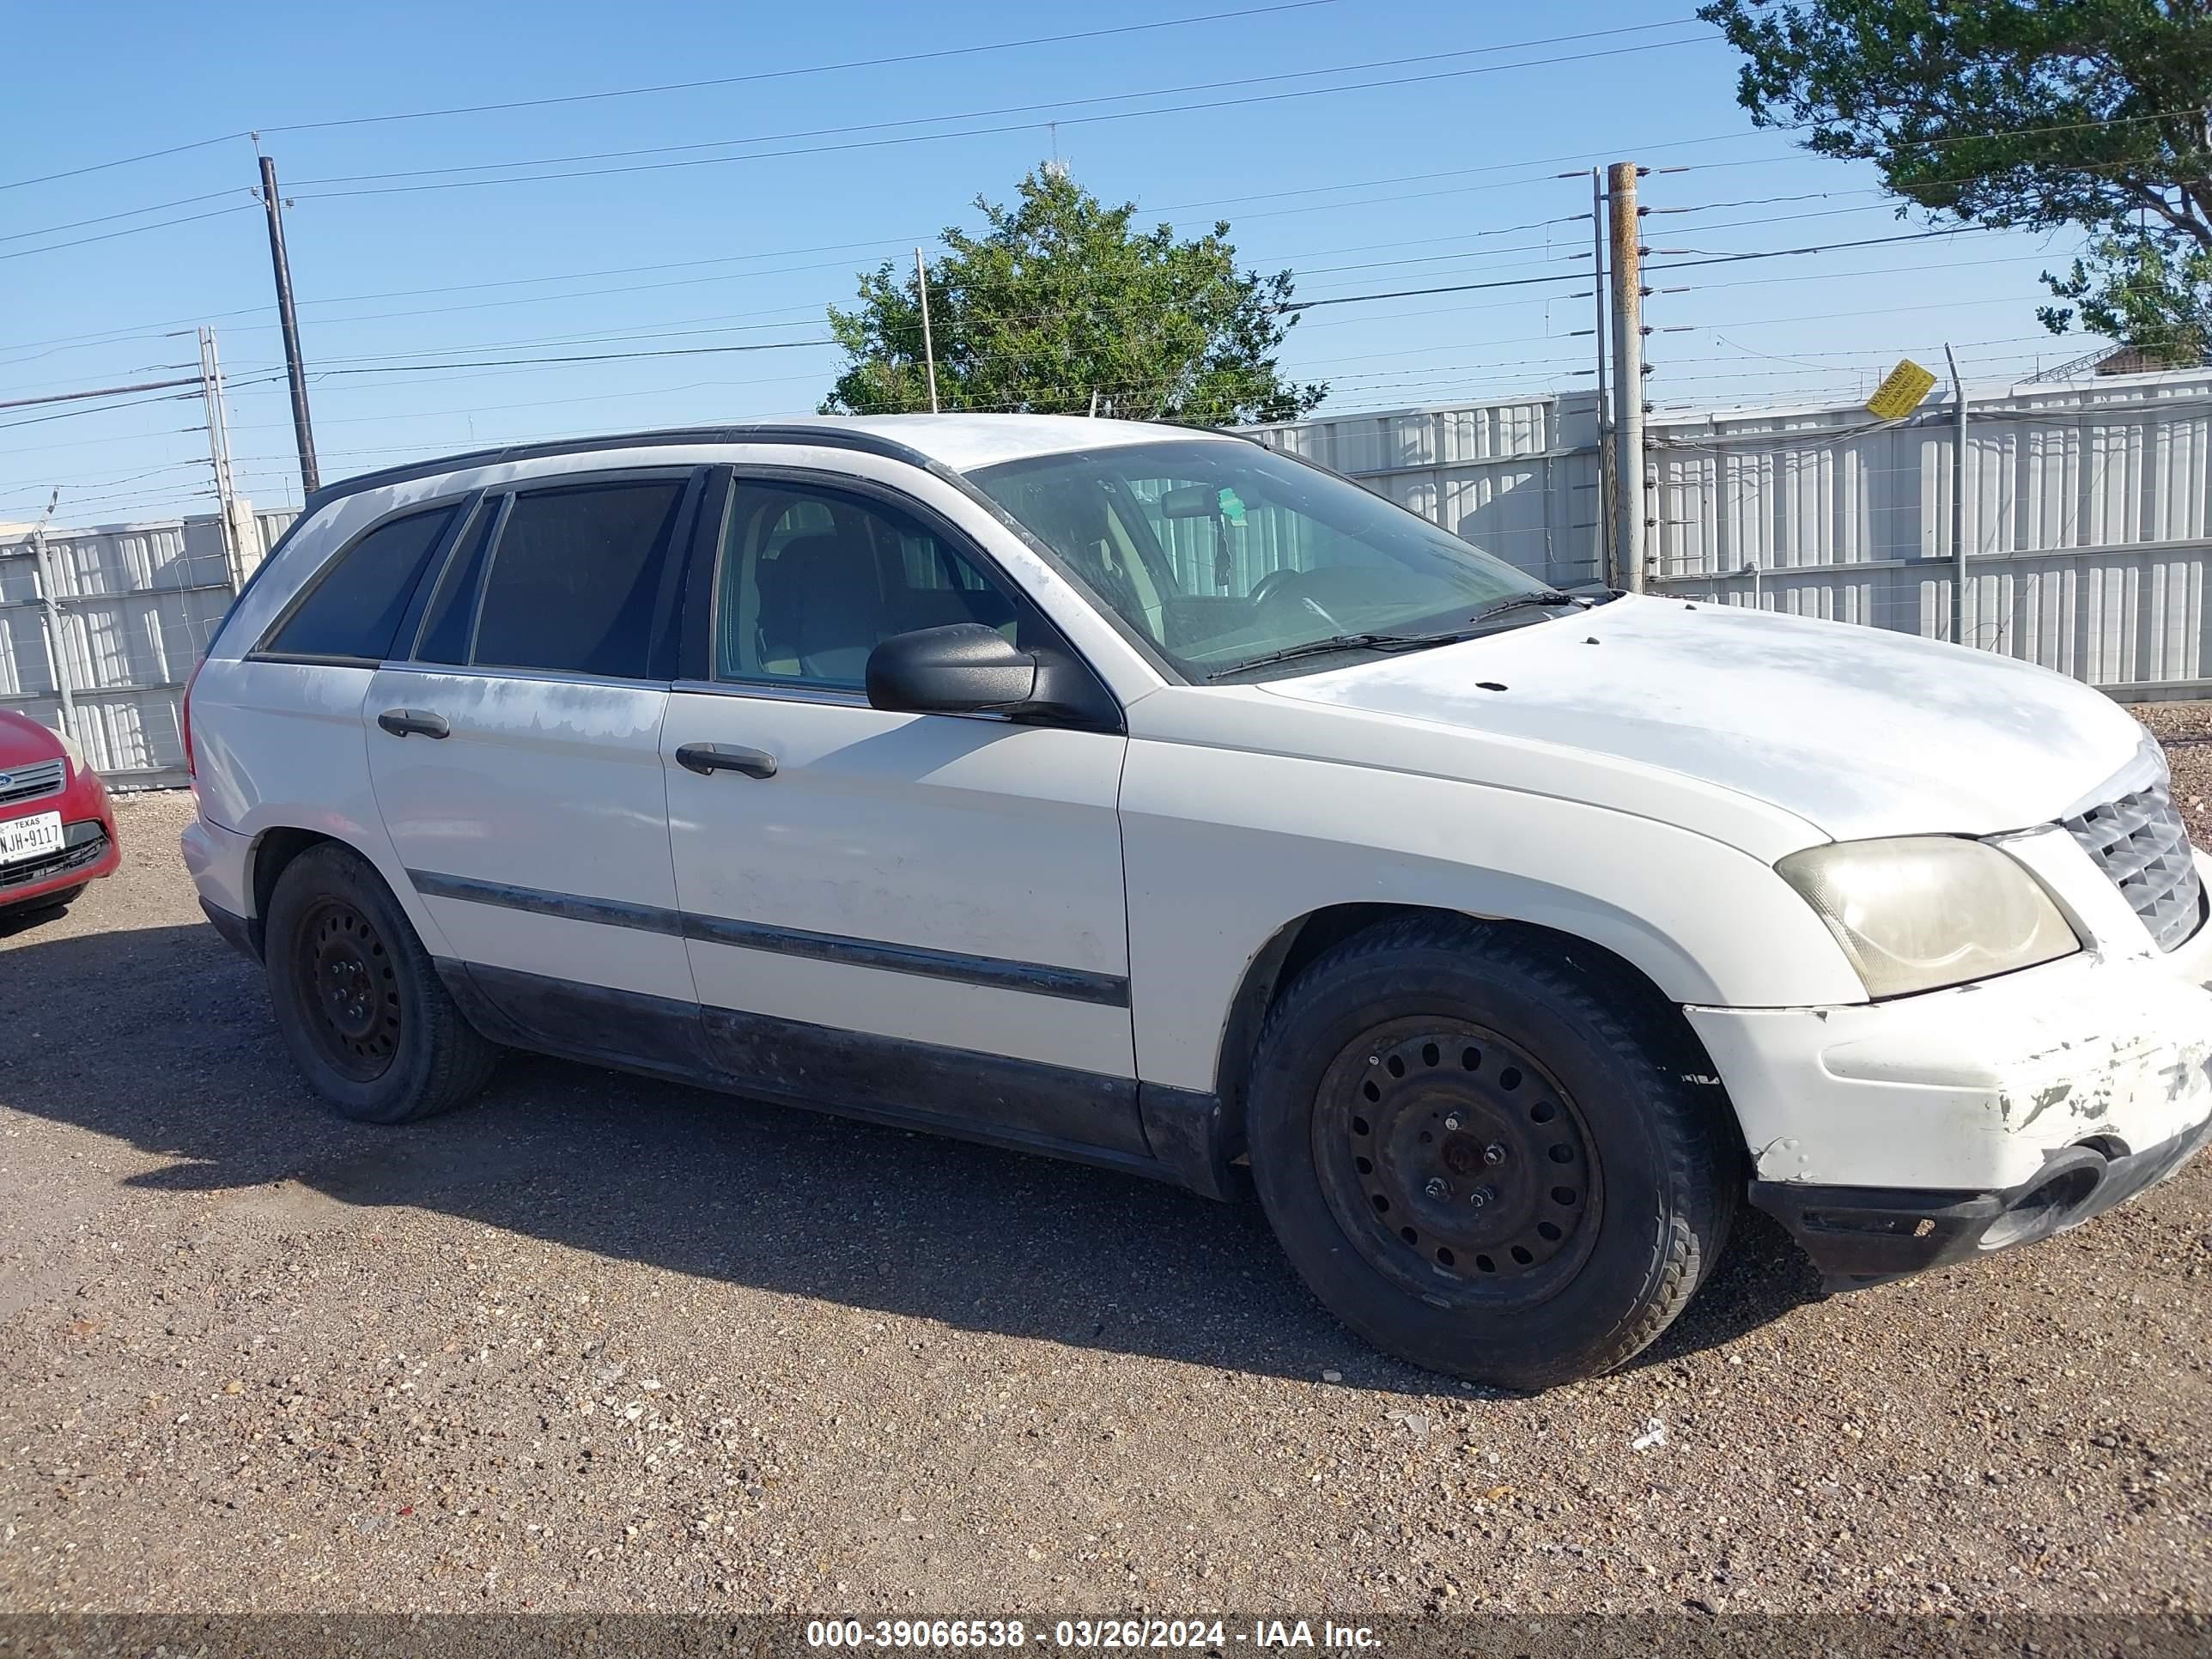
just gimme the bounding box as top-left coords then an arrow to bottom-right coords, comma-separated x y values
1443,1114 -> 1462,1131
1469,1185 -> 1498,1209
1483,1143 -> 1507,1165
1425,1177 -> 1449,1199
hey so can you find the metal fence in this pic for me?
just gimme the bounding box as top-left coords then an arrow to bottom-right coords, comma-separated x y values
1245,369 -> 2212,697
1247,391 -> 1608,593
15,365 -> 2212,791
0,506 -> 292,787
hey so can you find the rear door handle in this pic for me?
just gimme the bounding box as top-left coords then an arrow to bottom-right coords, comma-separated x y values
676,741 -> 776,779
377,708 -> 450,739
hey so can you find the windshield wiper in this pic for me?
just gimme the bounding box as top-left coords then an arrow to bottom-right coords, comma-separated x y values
1467,590 -> 1583,625
1207,592 -> 1585,680
1206,632 -> 1459,679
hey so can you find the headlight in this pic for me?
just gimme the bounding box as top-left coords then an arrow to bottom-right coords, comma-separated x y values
1777,836 -> 2080,999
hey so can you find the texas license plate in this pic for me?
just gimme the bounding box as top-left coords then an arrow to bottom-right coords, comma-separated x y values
0,811 -> 62,866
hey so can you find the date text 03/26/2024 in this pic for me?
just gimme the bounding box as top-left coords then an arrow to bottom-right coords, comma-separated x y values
805,1621 -> 1382,1650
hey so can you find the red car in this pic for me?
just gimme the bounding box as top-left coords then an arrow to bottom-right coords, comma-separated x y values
0,708 -> 119,918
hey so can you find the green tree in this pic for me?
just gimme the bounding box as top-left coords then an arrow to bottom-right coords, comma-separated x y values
1698,0 -> 2212,362
821,167 -> 1326,422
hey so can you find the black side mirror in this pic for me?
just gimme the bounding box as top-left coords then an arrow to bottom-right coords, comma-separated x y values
865,624 -> 1117,731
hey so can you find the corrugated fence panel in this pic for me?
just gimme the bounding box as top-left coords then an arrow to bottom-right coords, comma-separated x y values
0,506 -> 273,785
1244,393 -> 1604,589
1247,373 -> 2212,689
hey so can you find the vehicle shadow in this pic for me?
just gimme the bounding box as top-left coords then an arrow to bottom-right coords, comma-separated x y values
0,896 -> 78,940
1,921 -> 1822,1395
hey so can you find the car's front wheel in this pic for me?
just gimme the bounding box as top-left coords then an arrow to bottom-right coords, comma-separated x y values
264,842 -> 500,1123
1247,915 -> 1736,1390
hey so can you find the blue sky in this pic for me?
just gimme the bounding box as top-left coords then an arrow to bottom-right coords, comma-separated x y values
2,1 -> 2099,526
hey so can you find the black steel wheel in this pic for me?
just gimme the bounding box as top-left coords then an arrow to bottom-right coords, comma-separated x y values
288,896 -> 402,1083
1315,1018 -> 1600,1308
264,842 -> 500,1123
1246,914 -> 1737,1390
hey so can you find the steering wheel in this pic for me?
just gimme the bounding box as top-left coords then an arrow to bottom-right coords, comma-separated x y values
1249,565 -> 1313,608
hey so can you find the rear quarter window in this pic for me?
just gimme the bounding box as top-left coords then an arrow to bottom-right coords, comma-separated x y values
261,505 -> 459,663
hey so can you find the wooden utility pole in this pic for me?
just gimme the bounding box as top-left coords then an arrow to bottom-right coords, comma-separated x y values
258,155 -> 319,495
1607,161 -> 1646,592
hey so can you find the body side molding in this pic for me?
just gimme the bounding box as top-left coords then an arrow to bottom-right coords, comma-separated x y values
410,868 -> 1128,1006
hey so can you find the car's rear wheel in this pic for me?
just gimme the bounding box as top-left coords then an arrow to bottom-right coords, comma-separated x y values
264,842 -> 499,1123
1247,915 -> 1736,1390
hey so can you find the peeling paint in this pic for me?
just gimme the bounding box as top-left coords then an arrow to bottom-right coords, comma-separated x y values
2013,1081 -> 2073,1133
1997,1033 -> 2212,1142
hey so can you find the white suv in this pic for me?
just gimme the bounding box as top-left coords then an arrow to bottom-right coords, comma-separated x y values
182,416 -> 2212,1389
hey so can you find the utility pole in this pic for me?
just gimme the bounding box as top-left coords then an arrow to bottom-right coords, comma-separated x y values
258,154 -> 319,495
1944,342 -> 1967,647
1607,161 -> 1647,592
27,489 -> 77,744
915,246 -> 941,415
1589,167 -> 1613,587
198,326 -> 244,588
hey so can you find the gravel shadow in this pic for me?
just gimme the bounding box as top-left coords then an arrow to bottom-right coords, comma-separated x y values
2,918 -> 1820,1391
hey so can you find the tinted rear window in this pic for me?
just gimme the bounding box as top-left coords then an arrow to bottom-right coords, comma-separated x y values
264,506 -> 458,662
471,481 -> 686,678
411,499 -> 501,665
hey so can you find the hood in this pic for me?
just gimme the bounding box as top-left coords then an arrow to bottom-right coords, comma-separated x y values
1257,594 -> 2148,842
0,708 -> 64,771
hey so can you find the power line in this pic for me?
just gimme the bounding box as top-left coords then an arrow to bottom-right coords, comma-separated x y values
285,22 -> 1703,191
0,387 -> 221,434
0,374 -> 204,414
1645,225 -> 1987,274
0,187 -> 252,246
0,134 -> 243,196
0,0 -> 1357,195
0,202 -> 257,263
287,34 -> 1717,202
262,0 -> 1360,137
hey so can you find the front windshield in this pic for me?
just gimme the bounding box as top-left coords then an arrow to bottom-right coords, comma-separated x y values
966,437 -> 1559,680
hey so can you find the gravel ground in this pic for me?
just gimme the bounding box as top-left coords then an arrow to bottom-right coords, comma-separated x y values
4,726 -> 2212,1622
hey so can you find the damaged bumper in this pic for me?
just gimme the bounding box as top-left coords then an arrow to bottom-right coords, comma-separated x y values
1749,1114 -> 2212,1290
1688,875 -> 2212,1288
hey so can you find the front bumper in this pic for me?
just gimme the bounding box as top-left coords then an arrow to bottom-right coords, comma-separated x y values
1751,1113 -> 2212,1290
1690,848 -> 2212,1283
0,819 -> 118,909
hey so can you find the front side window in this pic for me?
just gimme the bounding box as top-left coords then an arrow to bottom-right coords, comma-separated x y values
967,439 -> 1564,680
263,504 -> 458,662
713,482 -> 1018,688
468,479 -> 687,678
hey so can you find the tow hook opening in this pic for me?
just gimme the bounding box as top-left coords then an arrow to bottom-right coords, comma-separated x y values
1980,1146 -> 2109,1252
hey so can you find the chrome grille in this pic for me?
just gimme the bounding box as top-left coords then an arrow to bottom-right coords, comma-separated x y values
0,758 -> 64,807
2063,778 -> 2205,952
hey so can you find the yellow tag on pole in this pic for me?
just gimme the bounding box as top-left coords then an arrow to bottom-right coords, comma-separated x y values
1865,358 -> 1937,421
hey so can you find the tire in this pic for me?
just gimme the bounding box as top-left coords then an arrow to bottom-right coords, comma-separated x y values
264,842 -> 500,1124
1246,915 -> 1737,1391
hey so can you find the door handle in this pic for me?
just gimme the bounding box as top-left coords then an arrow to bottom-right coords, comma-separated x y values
377,708 -> 451,739
677,741 -> 777,779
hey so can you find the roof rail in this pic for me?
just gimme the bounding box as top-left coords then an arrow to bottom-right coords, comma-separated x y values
301,422 -> 930,516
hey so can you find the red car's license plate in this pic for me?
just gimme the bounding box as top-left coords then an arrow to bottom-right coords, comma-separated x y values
0,810 -> 63,866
